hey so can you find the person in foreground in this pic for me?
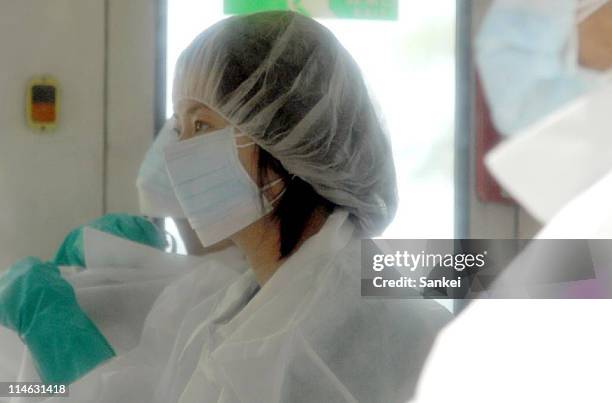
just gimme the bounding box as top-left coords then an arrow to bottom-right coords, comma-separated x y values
4,11 -> 450,402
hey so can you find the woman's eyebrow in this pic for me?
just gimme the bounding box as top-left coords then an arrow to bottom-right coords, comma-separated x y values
188,104 -> 208,115
174,105 -> 214,121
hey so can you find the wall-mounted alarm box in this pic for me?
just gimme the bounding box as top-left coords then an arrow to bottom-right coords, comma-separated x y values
26,76 -> 59,131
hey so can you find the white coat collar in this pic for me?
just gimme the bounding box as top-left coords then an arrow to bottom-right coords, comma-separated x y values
218,209 -> 354,336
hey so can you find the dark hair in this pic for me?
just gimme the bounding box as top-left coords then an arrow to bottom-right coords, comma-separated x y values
257,148 -> 335,258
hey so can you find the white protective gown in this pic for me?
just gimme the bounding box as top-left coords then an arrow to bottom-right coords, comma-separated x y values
414,171 -> 612,403
414,143 -> 612,401
8,209 -> 450,403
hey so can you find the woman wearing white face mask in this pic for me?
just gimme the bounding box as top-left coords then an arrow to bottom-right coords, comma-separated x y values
163,101 -> 335,285
37,11 -> 450,403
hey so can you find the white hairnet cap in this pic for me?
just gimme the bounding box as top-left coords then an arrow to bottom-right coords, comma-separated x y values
172,11 -> 397,236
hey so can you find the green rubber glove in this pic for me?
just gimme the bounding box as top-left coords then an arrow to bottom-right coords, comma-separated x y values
53,213 -> 168,267
0,257 -> 115,383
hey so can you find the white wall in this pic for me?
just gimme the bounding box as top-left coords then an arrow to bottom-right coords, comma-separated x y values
106,0 -> 158,214
0,0 -> 105,268
0,0 -> 158,269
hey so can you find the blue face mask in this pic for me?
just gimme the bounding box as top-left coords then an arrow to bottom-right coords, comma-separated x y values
476,0 -> 608,136
163,126 -> 283,247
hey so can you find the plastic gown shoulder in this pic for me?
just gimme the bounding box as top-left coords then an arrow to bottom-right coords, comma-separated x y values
278,239 -> 451,402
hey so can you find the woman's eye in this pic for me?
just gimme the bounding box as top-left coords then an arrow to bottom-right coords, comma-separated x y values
194,120 -> 208,132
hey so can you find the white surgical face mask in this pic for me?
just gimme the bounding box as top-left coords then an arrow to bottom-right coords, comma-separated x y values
163,126 -> 283,247
136,119 -> 186,218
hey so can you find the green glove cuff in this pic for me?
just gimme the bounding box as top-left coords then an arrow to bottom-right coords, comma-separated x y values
53,213 -> 168,267
23,307 -> 115,384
